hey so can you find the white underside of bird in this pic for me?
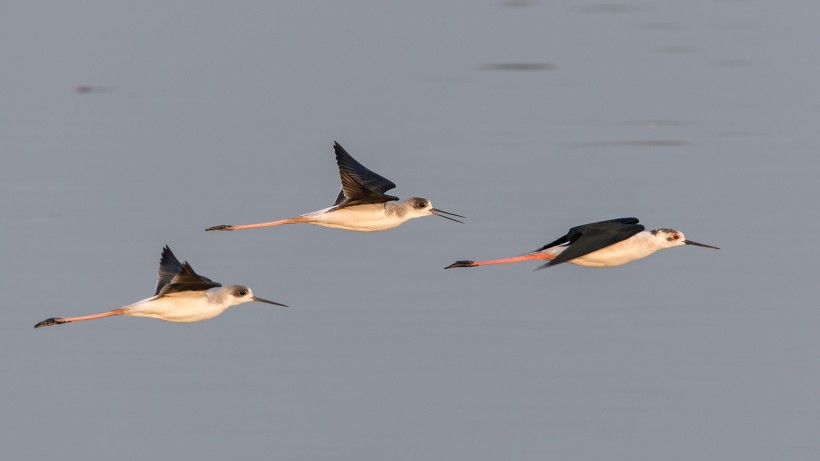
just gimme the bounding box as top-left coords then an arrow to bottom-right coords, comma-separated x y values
299,203 -> 416,232
122,289 -> 236,322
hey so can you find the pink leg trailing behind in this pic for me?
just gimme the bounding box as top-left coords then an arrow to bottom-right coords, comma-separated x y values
205,216 -> 311,231
34,308 -> 126,328
445,252 -> 555,269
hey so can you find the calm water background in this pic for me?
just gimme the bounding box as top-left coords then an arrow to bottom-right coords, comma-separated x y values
3,1 -> 819,460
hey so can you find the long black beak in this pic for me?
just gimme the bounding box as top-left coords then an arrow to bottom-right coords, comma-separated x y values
684,240 -> 720,250
252,296 -> 289,307
431,208 -> 465,224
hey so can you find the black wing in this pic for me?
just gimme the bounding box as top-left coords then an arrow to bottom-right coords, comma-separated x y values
155,245 -> 183,295
155,246 -> 221,296
333,142 -> 399,209
536,218 -> 644,268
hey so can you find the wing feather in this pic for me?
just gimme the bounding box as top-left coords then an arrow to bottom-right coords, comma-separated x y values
333,142 -> 399,208
155,245 -> 182,295
155,246 -> 221,296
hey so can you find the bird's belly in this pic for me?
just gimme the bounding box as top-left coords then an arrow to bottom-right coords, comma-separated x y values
124,297 -> 225,323
569,242 -> 654,267
307,205 -> 401,232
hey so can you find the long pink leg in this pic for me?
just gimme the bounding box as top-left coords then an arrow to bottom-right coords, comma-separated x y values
445,253 -> 555,269
34,308 -> 126,328
206,216 -> 311,231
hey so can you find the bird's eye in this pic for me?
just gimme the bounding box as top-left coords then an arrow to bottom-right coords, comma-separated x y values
236,289 -> 247,296
672,234 -> 680,240
416,201 -> 426,208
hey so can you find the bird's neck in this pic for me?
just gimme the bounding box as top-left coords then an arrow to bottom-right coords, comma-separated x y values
636,231 -> 672,252
205,288 -> 233,308
383,201 -> 407,218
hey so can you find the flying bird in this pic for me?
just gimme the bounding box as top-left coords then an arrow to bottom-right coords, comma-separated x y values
34,246 -> 287,328
445,217 -> 718,270
206,142 -> 464,232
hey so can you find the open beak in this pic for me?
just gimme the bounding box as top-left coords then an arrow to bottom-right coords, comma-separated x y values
431,208 -> 465,224
252,296 -> 289,307
684,240 -> 720,249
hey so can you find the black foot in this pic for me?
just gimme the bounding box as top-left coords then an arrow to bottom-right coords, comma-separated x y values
206,225 -> 233,231
34,317 -> 67,328
445,260 -> 477,269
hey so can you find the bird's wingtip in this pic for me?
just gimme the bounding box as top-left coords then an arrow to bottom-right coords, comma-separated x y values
160,245 -> 176,260
532,262 -> 552,271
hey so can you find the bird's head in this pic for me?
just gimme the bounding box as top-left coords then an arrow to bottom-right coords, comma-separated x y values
651,228 -> 719,250
402,197 -> 465,223
223,285 -> 288,308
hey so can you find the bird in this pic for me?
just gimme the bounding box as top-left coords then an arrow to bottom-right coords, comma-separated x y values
205,142 -> 464,232
34,246 -> 287,328
445,217 -> 718,270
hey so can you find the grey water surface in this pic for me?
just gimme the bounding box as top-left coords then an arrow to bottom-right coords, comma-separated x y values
3,1 -> 819,460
